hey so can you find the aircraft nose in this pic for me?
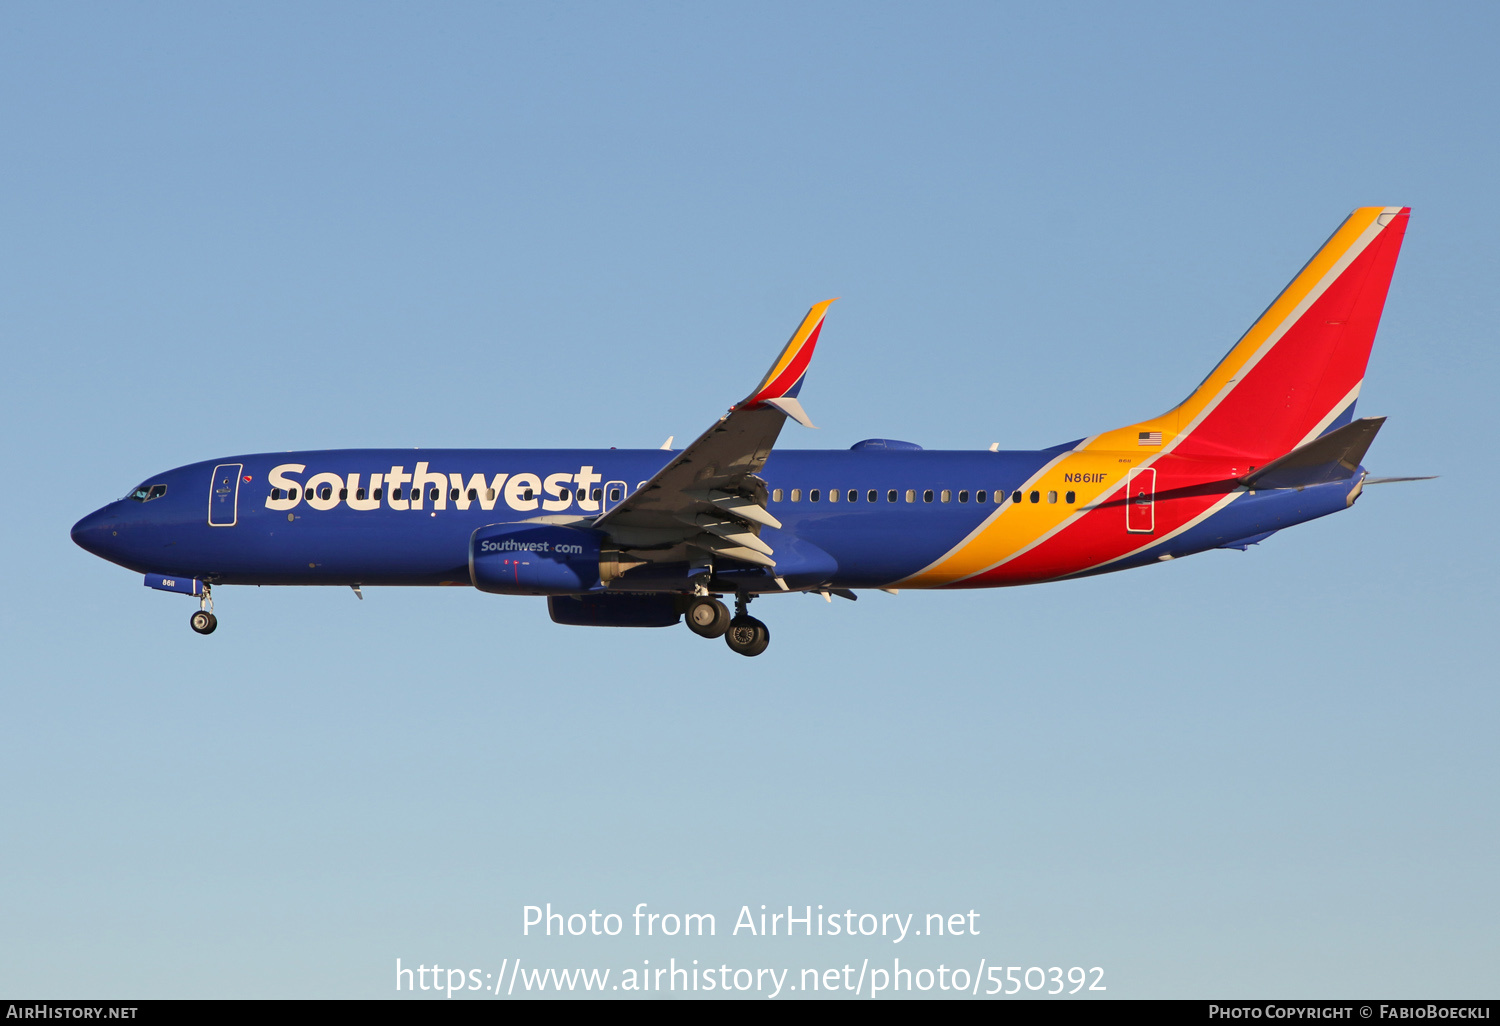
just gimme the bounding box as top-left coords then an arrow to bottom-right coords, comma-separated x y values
71,506 -> 120,558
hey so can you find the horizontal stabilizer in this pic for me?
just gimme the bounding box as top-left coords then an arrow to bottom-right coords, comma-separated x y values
1364,475 -> 1438,485
1242,417 -> 1385,489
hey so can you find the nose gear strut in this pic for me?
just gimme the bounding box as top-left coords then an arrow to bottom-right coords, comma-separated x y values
189,583 -> 217,635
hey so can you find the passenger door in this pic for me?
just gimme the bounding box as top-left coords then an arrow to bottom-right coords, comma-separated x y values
1125,467 -> 1156,534
208,463 -> 243,527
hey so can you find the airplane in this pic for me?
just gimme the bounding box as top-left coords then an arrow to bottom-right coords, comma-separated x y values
72,206 -> 1425,656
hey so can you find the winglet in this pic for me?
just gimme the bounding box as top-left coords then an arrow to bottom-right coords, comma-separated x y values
739,299 -> 837,417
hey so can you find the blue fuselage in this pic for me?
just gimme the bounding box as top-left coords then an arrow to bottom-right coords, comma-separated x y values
71,445 -> 1358,592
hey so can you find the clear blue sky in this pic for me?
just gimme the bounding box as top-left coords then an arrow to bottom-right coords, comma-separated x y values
2,1 -> 1495,998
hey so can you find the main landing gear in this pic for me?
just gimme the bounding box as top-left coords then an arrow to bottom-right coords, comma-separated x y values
684,588 -> 768,654
189,584 -> 217,635
683,592 -> 770,656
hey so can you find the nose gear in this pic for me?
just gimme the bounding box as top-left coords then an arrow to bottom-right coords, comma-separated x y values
189,583 -> 217,635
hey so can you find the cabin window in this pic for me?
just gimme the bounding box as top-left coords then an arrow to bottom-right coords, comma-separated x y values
269,488 -> 282,500
319,487 -> 332,500
522,489 -> 534,501
357,488 -> 367,501
868,489 -> 878,502
576,489 -> 586,500
451,488 -> 460,501
810,489 -> 821,502
1012,490 -> 1023,504
429,487 -> 439,501
958,490 -> 969,503
790,489 -> 801,502
976,490 -> 987,503
1047,490 -> 1057,503
592,488 -> 602,501
888,489 -> 898,502
923,489 -> 934,502
289,488 -> 300,500
772,488 -> 784,502
1066,490 -> 1076,504
485,489 -> 496,501
940,489 -> 952,503
339,488 -> 348,500
609,488 -> 622,501
1029,490 -> 1040,503
373,488 -> 383,500
847,489 -> 858,503
828,488 -> 839,503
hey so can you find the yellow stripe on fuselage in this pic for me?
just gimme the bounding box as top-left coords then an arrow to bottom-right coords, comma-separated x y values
895,450 -> 1134,586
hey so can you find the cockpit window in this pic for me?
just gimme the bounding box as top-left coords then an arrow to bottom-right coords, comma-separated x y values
127,483 -> 168,502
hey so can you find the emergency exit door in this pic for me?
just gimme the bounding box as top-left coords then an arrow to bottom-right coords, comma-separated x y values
603,480 -> 628,513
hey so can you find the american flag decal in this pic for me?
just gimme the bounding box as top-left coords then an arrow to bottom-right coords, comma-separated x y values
1138,431 -> 1163,446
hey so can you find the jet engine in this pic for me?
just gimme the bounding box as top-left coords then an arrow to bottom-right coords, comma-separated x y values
468,523 -> 605,595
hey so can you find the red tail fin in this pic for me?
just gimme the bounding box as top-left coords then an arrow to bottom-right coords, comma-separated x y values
1090,207 -> 1409,460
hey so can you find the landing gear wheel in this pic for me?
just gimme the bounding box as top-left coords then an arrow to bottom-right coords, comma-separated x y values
724,615 -> 770,657
685,596 -> 731,638
190,610 -> 218,635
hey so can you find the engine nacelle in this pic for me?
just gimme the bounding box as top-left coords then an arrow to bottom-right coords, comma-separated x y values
469,523 -> 604,595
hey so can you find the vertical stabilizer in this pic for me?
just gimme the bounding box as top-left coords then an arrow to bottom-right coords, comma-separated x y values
1087,207 -> 1409,460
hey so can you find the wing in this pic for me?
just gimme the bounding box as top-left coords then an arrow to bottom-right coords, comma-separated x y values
593,299 -> 836,570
